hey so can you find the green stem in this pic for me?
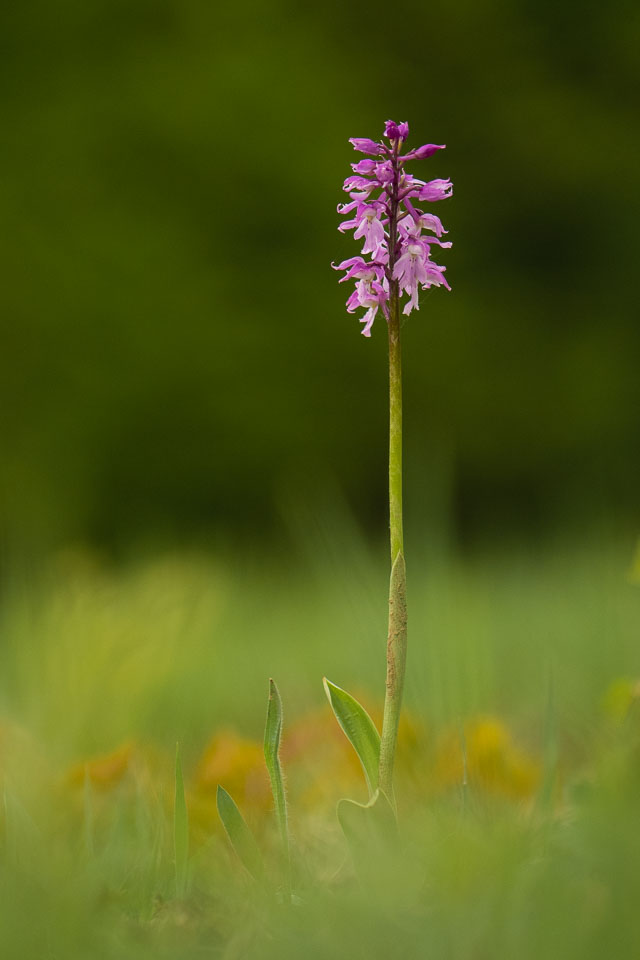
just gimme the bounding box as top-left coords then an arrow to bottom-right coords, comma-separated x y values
378,290 -> 408,801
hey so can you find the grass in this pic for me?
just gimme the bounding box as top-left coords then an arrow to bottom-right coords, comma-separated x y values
1,527 -> 640,957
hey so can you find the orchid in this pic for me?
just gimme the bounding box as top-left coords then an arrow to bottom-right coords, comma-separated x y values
219,125 -> 454,885
327,123 -> 453,819
333,119 -> 452,337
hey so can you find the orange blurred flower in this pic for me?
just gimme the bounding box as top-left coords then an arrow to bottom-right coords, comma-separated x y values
67,741 -> 134,790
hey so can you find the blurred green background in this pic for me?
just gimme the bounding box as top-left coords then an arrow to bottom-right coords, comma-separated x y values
1,0 -> 639,560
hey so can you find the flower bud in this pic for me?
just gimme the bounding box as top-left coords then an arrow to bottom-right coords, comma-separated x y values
403,143 -> 446,161
384,120 -> 409,142
349,138 -> 385,155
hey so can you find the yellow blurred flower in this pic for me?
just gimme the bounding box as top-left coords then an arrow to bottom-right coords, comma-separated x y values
601,677 -> 640,722
195,730 -> 269,807
434,716 -> 540,801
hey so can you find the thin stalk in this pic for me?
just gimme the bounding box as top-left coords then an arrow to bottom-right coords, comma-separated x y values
378,140 -> 408,801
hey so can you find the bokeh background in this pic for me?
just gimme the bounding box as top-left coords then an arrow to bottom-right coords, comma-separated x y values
2,0 -> 639,565
2,13 -> 640,957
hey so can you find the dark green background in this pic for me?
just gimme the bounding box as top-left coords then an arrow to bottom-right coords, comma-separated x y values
2,0 -> 639,557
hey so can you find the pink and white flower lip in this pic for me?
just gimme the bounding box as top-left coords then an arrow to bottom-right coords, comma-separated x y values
352,278 -> 389,338
337,200 -> 388,258
334,120 -> 452,335
332,256 -> 386,285
393,241 -> 451,315
354,210 -> 385,257
343,175 -> 375,191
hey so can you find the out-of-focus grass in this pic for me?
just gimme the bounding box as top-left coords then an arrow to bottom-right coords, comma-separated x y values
1,530 -> 640,957
2,529 -> 638,754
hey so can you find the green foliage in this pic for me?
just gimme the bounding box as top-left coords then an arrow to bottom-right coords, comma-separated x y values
216,786 -> 264,884
174,743 -> 189,899
264,678 -> 291,896
323,678 -> 381,798
215,680 -> 290,896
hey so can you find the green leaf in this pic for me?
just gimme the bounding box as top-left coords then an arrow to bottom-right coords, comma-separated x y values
264,678 -> 291,895
323,678 -> 381,798
216,785 -> 264,883
174,743 -> 189,899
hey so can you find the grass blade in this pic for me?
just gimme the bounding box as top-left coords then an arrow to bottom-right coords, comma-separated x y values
264,678 -> 291,898
174,743 -> 189,899
323,677 -> 381,798
216,785 -> 264,883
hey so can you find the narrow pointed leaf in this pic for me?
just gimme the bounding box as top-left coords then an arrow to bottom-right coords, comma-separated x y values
323,677 -> 381,797
216,785 -> 264,882
174,743 -> 189,898
264,678 -> 291,895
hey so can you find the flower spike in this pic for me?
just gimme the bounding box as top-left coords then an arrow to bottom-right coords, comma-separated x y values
334,120 -> 452,335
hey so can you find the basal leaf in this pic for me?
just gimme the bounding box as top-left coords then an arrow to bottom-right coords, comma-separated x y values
323,678 -> 381,797
216,785 -> 264,883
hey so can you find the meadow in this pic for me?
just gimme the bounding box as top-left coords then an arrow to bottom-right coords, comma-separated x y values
2,524 -> 640,958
